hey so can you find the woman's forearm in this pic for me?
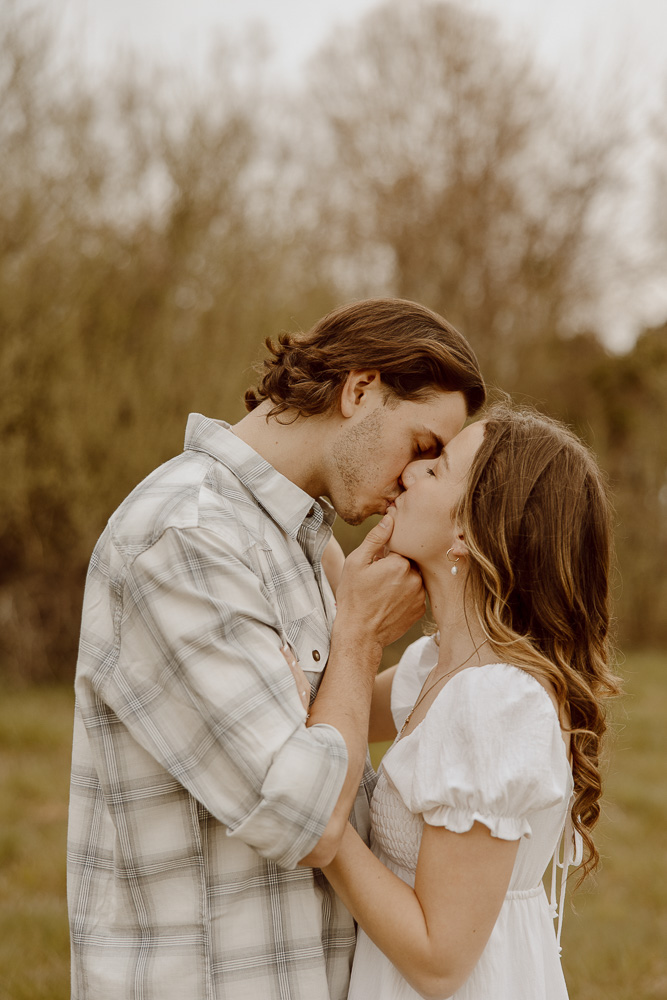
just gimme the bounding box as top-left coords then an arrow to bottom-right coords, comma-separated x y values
322,821 -> 519,999
322,825 -> 445,998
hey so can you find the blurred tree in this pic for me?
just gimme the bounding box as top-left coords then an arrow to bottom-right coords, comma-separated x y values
0,3 -> 329,682
592,325 -> 667,645
504,325 -> 667,646
298,0 -> 626,388
0,0 -> 663,682
652,80 -> 667,259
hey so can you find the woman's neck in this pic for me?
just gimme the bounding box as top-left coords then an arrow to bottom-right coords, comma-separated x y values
422,565 -> 491,671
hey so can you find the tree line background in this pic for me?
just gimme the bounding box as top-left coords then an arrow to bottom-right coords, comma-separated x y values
1,0 -> 666,685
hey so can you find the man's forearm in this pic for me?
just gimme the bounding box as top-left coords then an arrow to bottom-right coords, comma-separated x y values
298,627 -> 381,866
298,514 -> 425,866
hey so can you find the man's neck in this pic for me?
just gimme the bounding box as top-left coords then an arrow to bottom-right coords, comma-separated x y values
231,402 -> 332,499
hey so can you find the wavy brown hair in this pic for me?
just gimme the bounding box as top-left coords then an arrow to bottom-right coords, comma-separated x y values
245,298 -> 486,419
457,405 -> 621,883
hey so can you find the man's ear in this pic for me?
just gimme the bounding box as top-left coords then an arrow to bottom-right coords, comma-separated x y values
339,370 -> 382,418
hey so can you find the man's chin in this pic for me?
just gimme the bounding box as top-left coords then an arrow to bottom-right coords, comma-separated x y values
334,493 -> 393,526
338,512 -> 367,527
337,504 -> 379,527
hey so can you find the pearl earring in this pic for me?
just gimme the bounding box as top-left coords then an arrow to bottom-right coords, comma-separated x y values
446,547 -> 460,576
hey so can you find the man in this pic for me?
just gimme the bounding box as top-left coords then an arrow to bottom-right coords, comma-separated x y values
68,298 -> 485,999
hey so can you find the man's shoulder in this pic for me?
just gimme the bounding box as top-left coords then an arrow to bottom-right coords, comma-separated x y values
106,449 -> 262,563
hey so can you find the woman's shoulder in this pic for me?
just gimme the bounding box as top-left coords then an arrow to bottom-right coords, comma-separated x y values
442,661 -> 559,724
409,661 -> 563,759
385,660 -> 572,829
390,634 -> 439,731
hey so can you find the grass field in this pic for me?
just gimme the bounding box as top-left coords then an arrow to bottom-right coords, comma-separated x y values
0,651 -> 665,1000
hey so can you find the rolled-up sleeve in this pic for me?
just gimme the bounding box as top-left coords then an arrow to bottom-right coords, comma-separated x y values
96,524 -> 348,869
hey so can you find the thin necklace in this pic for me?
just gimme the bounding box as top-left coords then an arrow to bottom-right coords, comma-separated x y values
399,640 -> 489,737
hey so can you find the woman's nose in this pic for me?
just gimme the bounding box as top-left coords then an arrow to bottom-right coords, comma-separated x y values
400,459 -> 428,489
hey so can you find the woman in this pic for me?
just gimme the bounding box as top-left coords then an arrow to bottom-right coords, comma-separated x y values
301,405 -> 620,999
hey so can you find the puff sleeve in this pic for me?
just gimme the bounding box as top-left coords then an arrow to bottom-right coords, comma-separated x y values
383,663 -> 570,841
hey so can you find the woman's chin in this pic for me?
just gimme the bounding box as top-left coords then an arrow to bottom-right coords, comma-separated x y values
386,537 -> 409,559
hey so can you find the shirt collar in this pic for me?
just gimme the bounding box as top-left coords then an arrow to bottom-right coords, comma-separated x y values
184,413 -> 335,538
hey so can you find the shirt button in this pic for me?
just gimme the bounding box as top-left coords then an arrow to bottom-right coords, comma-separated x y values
312,650 -> 321,662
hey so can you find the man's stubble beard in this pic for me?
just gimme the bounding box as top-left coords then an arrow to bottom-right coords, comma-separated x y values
331,408 -> 385,526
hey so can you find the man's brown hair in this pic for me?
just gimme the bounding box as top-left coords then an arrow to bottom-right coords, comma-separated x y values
245,298 -> 486,418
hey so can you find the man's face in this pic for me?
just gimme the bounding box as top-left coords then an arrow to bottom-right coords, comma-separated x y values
329,388 -> 468,525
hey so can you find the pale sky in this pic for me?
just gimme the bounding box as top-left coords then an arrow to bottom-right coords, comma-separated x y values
53,0 -> 665,103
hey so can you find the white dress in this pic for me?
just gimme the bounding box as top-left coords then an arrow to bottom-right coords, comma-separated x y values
349,636 -> 581,1000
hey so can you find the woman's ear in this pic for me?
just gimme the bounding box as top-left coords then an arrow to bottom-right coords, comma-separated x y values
339,370 -> 382,418
449,530 -> 469,562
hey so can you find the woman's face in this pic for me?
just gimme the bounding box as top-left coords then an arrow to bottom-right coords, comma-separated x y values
387,421 -> 486,567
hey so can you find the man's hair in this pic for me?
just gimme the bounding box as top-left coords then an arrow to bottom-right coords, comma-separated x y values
244,298 -> 486,418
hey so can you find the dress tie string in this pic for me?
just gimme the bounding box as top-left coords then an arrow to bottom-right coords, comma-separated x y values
549,806 -> 584,954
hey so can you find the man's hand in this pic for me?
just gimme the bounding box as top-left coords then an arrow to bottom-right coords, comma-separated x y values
335,512 -> 426,649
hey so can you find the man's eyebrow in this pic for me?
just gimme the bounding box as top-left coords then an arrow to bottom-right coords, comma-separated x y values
421,429 -> 445,454
433,433 -> 447,459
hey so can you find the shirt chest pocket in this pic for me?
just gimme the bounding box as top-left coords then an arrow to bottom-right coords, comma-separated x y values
255,544 -> 331,677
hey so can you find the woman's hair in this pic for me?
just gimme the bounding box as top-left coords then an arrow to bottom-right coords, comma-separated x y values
244,298 -> 486,419
457,404 -> 620,883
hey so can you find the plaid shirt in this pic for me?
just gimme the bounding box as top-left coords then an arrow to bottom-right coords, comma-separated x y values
68,413 -> 374,1000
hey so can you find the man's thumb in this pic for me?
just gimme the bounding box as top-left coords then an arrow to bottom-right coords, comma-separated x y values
360,513 -> 394,558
